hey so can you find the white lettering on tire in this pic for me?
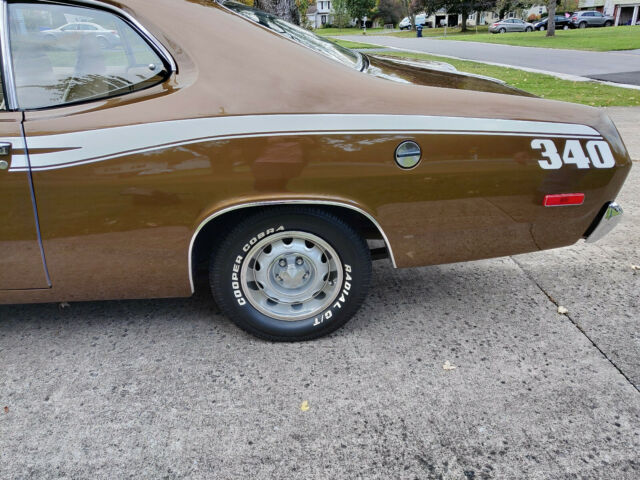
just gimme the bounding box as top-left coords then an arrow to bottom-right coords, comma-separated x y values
232,225 -> 284,306
314,264 -> 353,327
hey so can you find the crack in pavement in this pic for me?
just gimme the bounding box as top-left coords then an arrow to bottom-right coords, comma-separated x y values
510,256 -> 640,394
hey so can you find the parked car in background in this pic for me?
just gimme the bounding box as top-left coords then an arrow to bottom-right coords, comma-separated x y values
399,14 -> 426,30
43,22 -> 120,48
569,11 -> 614,28
534,15 -> 572,30
489,18 -> 534,33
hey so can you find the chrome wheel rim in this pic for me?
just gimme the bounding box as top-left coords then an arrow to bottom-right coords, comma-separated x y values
240,231 -> 343,321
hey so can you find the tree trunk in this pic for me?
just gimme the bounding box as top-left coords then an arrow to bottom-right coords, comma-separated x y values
254,0 -> 300,24
461,11 -> 468,32
546,0 -> 556,36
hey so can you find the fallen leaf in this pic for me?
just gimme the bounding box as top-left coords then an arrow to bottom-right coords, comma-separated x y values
557,306 -> 569,315
300,400 -> 310,412
443,360 -> 457,371
3,406 -> 8,414
631,265 -> 639,271
59,302 -> 70,309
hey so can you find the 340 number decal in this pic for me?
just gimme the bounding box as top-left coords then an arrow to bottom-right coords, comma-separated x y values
531,139 -> 615,170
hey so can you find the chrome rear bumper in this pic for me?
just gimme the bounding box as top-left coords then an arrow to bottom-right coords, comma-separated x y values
585,202 -> 624,243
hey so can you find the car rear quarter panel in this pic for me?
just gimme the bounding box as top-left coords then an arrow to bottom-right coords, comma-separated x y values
0,0 -> 631,304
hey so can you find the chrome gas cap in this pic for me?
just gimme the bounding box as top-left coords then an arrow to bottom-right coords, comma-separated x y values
395,141 -> 422,169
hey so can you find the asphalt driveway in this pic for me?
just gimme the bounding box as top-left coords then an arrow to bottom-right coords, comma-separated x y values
338,35 -> 640,85
1,110 -> 639,479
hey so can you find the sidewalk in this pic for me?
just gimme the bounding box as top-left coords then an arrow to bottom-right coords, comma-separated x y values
605,106 -> 640,159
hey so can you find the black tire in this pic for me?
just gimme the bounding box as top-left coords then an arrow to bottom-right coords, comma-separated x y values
525,26 -> 532,32
210,207 -> 372,341
579,21 -> 587,28
604,20 -> 612,27
540,25 -> 546,31
499,27 -> 506,33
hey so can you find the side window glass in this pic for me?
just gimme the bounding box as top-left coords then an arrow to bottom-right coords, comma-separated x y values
8,2 -> 169,110
0,68 -> 5,110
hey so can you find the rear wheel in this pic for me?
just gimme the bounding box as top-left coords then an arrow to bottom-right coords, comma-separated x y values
604,20 -> 612,26
579,21 -> 587,28
540,25 -> 546,31
499,27 -> 506,33
210,207 -> 372,341
525,26 -> 532,32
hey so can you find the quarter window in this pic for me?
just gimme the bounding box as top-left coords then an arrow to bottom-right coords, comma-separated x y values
8,2 -> 169,109
0,70 -> 5,110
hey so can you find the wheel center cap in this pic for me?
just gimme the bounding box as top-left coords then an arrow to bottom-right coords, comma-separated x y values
274,258 -> 311,290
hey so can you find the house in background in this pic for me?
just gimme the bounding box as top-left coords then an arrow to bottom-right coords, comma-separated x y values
604,0 -> 640,24
307,0 -> 334,28
578,0 -> 606,12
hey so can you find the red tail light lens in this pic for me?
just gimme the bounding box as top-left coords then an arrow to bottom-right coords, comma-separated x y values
543,193 -> 585,207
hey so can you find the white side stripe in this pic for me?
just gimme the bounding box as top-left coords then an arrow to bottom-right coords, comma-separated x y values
13,114 -> 601,171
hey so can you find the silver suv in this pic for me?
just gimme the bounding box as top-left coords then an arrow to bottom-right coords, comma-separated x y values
569,11 -> 614,28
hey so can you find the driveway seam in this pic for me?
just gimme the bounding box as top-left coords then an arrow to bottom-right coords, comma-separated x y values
510,256 -> 639,393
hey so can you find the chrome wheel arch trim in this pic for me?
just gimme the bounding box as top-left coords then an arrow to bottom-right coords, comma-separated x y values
188,200 -> 397,294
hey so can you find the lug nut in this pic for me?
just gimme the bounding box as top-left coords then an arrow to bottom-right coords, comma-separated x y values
295,257 -> 303,266
278,259 -> 287,267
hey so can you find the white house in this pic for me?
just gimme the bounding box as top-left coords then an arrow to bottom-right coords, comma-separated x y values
603,0 -> 640,24
307,0 -> 334,28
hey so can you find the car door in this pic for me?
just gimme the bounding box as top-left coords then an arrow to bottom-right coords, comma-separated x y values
0,37 -> 49,289
514,19 -> 525,31
7,0 -> 188,300
592,12 -> 604,25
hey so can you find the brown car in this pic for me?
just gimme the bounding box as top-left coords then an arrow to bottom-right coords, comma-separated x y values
0,0 -> 631,341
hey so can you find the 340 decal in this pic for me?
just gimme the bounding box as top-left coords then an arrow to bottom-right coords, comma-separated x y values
531,139 -> 615,170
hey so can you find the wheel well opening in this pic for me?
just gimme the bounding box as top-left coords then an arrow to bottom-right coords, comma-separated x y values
190,204 -> 390,292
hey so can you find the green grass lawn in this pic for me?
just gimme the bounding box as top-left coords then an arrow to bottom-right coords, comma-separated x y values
389,25 -> 640,51
316,27 -> 388,36
389,25 -> 491,38
374,51 -> 640,106
330,39 -> 380,49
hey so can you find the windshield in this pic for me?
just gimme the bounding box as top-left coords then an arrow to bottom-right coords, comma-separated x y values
221,1 -> 363,70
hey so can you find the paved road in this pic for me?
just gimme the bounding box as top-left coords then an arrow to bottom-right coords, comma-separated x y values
1,110 -> 638,479
339,35 -> 640,85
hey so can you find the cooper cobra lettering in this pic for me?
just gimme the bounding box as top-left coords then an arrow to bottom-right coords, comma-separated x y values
232,225 -> 285,305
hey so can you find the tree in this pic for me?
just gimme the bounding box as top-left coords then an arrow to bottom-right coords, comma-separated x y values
295,0 -> 313,28
376,0 -> 405,25
254,0 -> 300,24
494,0 -> 533,19
546,0 -> 556,36
332,0 -> 352,27
345,0 -> 377,26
